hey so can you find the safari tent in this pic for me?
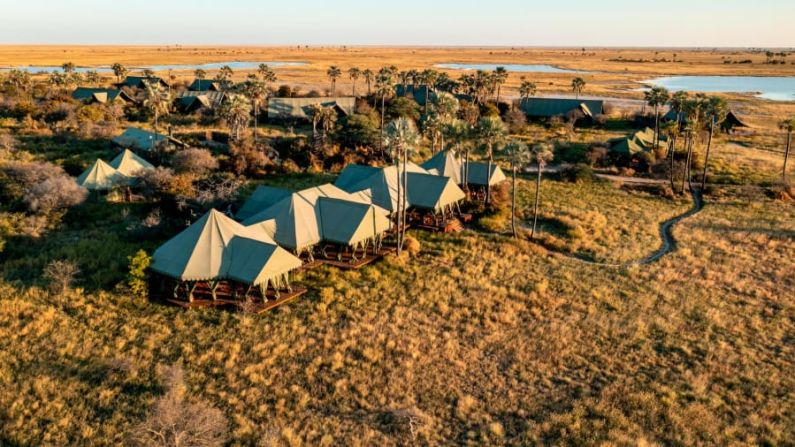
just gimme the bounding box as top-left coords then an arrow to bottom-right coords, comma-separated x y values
108,149 -> 154,176
240,184 -> 391,258
520,97 -> 604,119
119,75 -> 168,89
267,97 -> 356,121
609,127 -> 668,156
335,163 -> 431,213
175,90 -> 226,112
151,209 -> 302,302
75,159 -> 129,191
422,150 -> 507,188
72,87 -> 133,104
465,162 -> 508,187
112,127 -> 185,152
188,79 -> 224,91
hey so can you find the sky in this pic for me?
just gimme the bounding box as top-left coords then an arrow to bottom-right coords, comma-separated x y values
0,0 -> 793,47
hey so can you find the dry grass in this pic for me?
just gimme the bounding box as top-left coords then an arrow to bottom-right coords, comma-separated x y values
0,182 -> 792,446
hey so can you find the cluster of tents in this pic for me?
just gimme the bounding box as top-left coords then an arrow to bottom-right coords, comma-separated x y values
608,127 -> 668,156
76,149 -> 154,192
150,150 -> 508,305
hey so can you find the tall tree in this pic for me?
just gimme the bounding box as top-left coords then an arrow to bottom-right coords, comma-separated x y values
519,79 -> 537,104
62,62 -> 76,74
701,96 -> 728,189
503,140 -> 531,238
421,69 -> 439,116
383,117 -> 420,255
362,69 -> 374,96
681,95 -> 706,194
530,143 -> 555,239
327,66 -> 342,96
779,118 -> 795,183
444,119 -> 471,190
143,81 -> 171,135
476,116 -> 508,204
348,67 -> 361,97
492,66 -> 509,103
243,75 -> 268,142
258,64 -> 277,87
375,68 -> 395,156
215,65 -> 234,83
194,68 -> 207,81
220,94 -> 252,141
111,63 -> 127,83
644,86 -> 670,151
571,77 -> 586,99
661,120 -> 679,190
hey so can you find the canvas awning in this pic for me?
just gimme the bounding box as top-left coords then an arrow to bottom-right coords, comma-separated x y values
421,150 -> 463,184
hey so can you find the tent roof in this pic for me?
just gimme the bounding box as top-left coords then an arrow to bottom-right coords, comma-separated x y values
395,84 -> 436,106
466,162 -> 507,186
407,172 -> 466,211
109,149 -> 154,176
316,197 -> 392,246
224,237 -> 303,286
520,97 -> 604,118
236,185 -> 294,221
335,164 -> 381,191
188,79 -> 225,91
76,159 -> 129,190
72,87 -> 131,104
120,75 -> 168,88
112,127 -> 184,151
151,209 -> 284,282
176,90 -> 225,109
421,150 -> 463,184
267,97 -> 356,120
335,163 -> 430,212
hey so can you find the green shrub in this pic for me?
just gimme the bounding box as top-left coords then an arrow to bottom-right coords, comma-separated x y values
127,249 -> 152,298
560,163 -> 594,183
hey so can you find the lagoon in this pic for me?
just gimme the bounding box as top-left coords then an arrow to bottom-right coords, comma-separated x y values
435,63 -> 581,73
642,76 -> 795,102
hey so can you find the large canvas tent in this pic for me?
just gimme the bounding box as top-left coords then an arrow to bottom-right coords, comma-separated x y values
335,163 -> 466,214
609,127 -> 668,156
240,184 -> 390,256
520,97 -> 604,119
151,210 -> 302,300
112,127 -> 185,152
175,90 -> 226,112
422,150 -> 507,187
108,149 -> 154,176
188,79 -> 225,92
75,159 -> 130,191
267,97 -> 356,121
72,87 -> 133,104
119,75 -> 168,89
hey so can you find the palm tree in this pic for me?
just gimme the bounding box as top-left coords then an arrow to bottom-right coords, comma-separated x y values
519,80 -> 537,104
383,117 -> 420,255
375,68 -> 395,155
6,69 -> 31,98
476,116 -> 508,204
327,66 -> 342,96
84,70 -> 101,85
220,94 -> 252,141
362,69 -> 374,96
430,92 -> 459,150
503,140 -> 531,238
243,76 -> 268,142
257,64 -> 277,90
779,118 -> 795,182
143,81 -> 171,135
681,95 -> 706,194
194,69 -> 207,81
701,96 -> 728,189
444,119 -> 471,189
530,143 -> 554,239
644,86 -> 670,151
111,63 -> 127,83
348,67 -> 361,97
661,120 -> 679,190
571,77 -> 586,99
216,65 -> 234,83
421,69 -> 439,115
493,67 -> 509,103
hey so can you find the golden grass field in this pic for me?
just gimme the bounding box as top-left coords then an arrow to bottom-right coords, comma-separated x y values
2,45 -> 794,125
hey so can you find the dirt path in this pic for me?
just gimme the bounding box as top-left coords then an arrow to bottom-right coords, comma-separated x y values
518,188 -> 704,267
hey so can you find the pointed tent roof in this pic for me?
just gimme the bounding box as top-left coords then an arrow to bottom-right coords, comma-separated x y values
189,79 -> 224,91
466,162 -> 507,187
334,163 -> 429,213
316,197 -> 392,247
520,97 -> 604,118
421,150 -> 463,184
224,237 -> 303,286
407,173 -> 466,211
112,127 -> 185,152
72,87 -> 132,104
109,149 -> 154,177
76,159 -> 130,190
151,209 -> 282,282
242,193 -> 322,252
236,186 -> 294,221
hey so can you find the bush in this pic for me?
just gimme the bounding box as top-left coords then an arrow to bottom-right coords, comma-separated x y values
504,108 -> 527,134
228,141 -> 271,176
127,250 -> 151,298
560,164 -> 594,183
42,259 -> 80,294
387,97 -> 421,122
404,236 -> 421,257
23,175 -> 88,215
171,148 -> 219,175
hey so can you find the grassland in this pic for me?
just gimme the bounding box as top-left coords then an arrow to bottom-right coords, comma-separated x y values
1,176 -> 793,445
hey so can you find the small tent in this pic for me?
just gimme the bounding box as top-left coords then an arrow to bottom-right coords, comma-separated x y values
406,173 -> 466,212
112,127 -> 185,152
465,162 -> 507,187
72,87 -> 133,104
334,163 -> 431,213
109,149 -> 154,177
316,197 -> 392,248
76,159 -> 130,191
421,150 -> 463,184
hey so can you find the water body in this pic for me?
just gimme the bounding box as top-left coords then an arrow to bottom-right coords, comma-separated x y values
435,63 -> 582,73
642,76 -> 795,102
0,61 -> 307,74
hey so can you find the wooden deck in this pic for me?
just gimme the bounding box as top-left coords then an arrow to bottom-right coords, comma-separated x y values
320,246 -> 396,269
164,288 -> 308,313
